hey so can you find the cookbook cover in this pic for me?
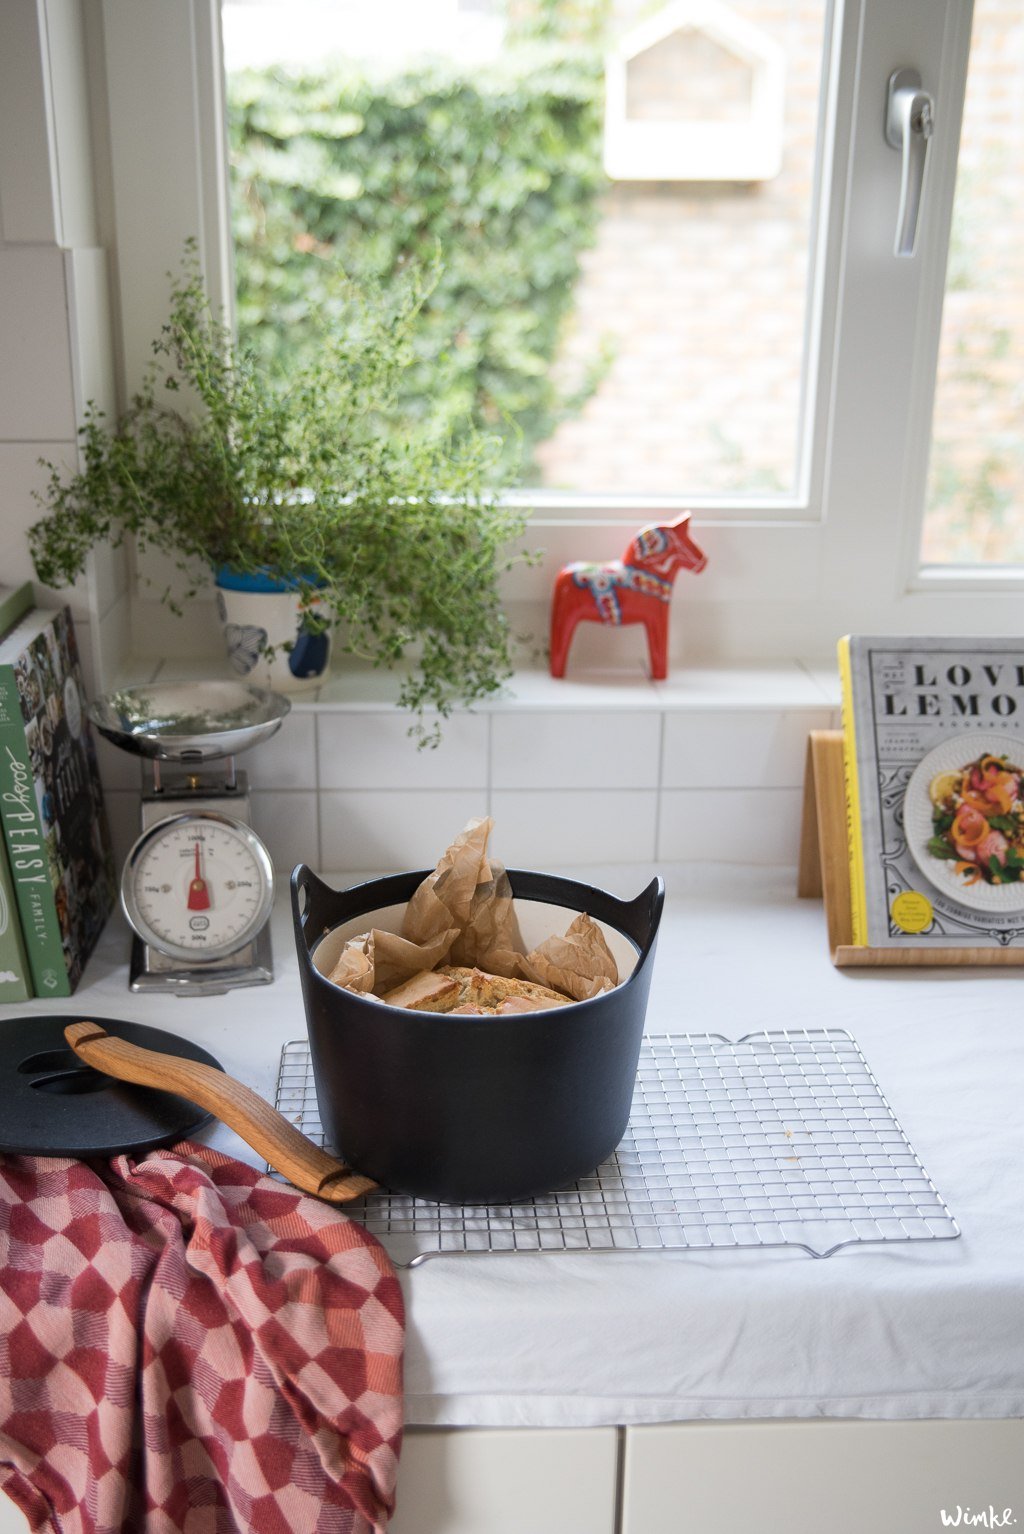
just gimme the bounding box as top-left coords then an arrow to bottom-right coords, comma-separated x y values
0,604 -> 117,994
838,636 -> 1024,950
0,833 -> 32,1001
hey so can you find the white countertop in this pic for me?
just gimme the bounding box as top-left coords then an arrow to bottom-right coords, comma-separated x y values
12,866 -> 1024,1429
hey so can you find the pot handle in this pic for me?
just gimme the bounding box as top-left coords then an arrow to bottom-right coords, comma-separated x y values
619,875 -> 665,963
64,1021 -> 376,1204
290,863 -> 340,955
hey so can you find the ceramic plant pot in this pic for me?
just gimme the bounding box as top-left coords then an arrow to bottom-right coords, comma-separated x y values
214,567 -> 331,694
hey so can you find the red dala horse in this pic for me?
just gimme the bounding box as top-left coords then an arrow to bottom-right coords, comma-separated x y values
549,513 -> 708,680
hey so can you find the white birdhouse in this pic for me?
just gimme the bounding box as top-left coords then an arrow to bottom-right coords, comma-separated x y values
603,0 -> 786,182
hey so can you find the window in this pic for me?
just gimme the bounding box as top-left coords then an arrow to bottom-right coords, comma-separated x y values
94,0 -> 1021,664
221,0 -> 826,503
920,0 -> 1024,566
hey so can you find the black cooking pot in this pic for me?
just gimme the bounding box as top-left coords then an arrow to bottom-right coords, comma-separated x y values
291,865 -> 664,1204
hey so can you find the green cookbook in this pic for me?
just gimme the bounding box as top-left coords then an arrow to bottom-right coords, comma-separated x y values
0,601 -> 116,996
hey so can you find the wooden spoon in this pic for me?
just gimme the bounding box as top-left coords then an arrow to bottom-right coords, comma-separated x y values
64,1020 -> 376,1205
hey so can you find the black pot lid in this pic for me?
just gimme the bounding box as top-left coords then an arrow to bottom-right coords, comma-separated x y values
0,1015 -> 222,1158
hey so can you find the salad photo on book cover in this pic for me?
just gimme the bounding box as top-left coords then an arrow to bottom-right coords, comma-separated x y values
838,637 -> 1024,950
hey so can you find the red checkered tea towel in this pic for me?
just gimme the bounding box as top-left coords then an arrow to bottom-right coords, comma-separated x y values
0,1142 -> 404,1534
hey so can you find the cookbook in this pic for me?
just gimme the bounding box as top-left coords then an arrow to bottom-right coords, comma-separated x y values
838,636 -> 1024,951
0,602 -> 117,994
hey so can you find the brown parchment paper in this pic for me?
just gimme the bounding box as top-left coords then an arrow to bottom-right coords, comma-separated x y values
326,816 -> 619,1002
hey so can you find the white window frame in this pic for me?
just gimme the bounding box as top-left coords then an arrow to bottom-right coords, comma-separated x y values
92,0 -> 1023,665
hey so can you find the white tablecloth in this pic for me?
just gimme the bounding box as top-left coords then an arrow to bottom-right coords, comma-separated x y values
15,866 -> 1024,1428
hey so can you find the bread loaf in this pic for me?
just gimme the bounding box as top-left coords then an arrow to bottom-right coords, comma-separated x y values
381,965 -> 570,1014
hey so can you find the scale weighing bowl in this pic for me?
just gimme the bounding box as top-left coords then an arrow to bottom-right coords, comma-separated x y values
88,680 -> 290,762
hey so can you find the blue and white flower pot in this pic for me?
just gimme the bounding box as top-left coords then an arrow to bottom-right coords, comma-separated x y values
214,567 -> 332,694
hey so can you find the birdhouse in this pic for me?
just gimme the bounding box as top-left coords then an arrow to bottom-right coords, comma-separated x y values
603,0 -> 786,182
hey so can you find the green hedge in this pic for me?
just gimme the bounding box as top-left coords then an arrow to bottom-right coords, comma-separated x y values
228,48 -> 608,481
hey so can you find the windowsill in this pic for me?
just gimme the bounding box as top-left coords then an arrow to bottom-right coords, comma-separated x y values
127,655 -> 842,714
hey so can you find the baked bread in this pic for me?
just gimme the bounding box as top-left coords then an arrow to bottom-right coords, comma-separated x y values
379,970 -> 460,1012
381,965 -> 570,1014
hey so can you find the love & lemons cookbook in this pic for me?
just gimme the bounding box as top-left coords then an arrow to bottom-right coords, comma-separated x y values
838,636 -> 1024,952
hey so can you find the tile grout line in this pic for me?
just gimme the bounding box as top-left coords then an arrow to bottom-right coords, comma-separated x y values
653,708 -> 665,861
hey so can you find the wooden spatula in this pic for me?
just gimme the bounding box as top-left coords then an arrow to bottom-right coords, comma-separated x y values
64,1020 -> 376,1204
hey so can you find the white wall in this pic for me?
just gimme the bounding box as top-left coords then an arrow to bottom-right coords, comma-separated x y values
0,0 -> 129,696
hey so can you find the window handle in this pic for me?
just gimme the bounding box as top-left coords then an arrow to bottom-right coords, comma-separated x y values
885,68 -> 935,258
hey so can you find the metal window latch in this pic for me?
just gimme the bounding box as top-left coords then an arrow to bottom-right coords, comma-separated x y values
885,68 -> 935,258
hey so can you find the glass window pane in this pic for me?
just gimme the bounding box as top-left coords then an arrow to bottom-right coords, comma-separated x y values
223,0 -> 828,499
921,0 -> 1024,565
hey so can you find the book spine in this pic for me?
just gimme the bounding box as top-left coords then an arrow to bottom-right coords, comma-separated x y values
0,830 -> 32,1001
837,636 -> 868,947
0,667 -> 70,997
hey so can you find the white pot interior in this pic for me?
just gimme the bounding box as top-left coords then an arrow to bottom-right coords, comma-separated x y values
311,898 -> 639,987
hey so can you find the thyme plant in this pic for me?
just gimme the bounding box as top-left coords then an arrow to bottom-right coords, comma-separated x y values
30,248 -> 533,741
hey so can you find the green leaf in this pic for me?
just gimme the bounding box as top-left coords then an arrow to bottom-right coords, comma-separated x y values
225,48 -> 606,479
927,837 -> 959,860
988,814 -> 1018,834
28,242 -> 532,744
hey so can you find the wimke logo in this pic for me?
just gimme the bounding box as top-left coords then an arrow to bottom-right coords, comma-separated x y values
940,1509 -> 1017,1528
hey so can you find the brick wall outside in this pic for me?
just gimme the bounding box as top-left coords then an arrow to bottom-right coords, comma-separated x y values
534,0 -> 827,498
533,0 -> 1023,563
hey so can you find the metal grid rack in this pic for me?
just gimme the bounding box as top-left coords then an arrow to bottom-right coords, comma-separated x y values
275,1029 -> 960,1267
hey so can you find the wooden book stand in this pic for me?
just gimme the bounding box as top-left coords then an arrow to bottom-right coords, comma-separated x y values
798,730 -> 1024,967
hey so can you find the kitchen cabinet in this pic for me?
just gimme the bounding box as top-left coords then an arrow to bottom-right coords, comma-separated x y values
0,1431 -> 619,1534
2,1420 -> 1021,1532
620,1420 -> 1024,1534
389,1427 -> 618,1534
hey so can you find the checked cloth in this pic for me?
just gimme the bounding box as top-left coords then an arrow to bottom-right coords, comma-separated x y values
0,1142 -> 404,1534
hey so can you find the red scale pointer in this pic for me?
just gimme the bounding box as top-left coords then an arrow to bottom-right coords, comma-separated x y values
188,840 -> 211,911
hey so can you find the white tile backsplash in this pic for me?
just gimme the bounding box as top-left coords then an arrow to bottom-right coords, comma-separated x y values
245,710 -> 316,792
492,710 -> 661,790
0,247 -> 77,440
320,790 -> 490,872
661,709 -> 833,789
91,661 -> 828,869
658,788 -> 804,864
250,790 -> 319,874
490,790 -> 658,866
316,711 -> 488,791
0,442 -> 87,616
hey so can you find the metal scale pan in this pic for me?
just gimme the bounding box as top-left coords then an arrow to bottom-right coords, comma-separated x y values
87,681 -> 290,996
88,680 -> 290,764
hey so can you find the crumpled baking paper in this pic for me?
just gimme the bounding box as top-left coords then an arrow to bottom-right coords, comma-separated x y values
326,817 -> 618,1002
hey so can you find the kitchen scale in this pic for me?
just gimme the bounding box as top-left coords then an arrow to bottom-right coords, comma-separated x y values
89,681 -> 290,996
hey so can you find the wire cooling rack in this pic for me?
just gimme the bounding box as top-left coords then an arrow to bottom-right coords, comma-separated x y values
275,1029 -> 960,1266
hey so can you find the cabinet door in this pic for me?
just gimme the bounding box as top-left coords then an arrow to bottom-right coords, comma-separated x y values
622,1419 -> 1024,1534
389,1426 -> 619,1534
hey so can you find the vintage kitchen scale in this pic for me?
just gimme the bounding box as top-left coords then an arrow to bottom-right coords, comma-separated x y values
89,681 -> 290,995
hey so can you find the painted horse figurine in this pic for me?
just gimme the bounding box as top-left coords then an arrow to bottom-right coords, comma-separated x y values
549,513 -> 707,680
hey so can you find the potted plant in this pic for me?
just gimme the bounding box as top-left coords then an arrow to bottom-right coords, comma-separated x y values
29,245 -> 532,740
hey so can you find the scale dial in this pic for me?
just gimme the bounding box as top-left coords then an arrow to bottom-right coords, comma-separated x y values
122,811 -> 274,964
